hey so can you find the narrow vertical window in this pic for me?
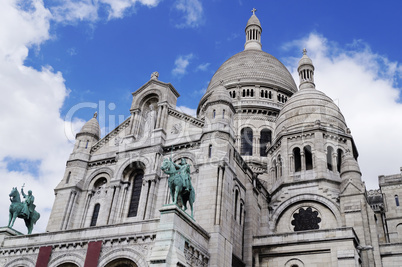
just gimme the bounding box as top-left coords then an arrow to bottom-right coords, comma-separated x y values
396,195 -> 400,207
222,109 -> 225,119
293,147 -> 301,172
240,127 -> 253,156
77,140 -> 81,148
85,140 -> 89,149
208,145 -> 212,158
128,171 -> 144,217
327,146 -> 334,171
260,129 -> 272,156
260,90 -> 264,97
251,89 -> 254,97
90,203 -> 100,226
239,202 -> 243,225
242,90 -> 245,97
304,146 -> 313,170
233,91 -> 236,98
278,155 -> 282,177
234,190 -> 239,220
273,159 -> 277,179
213,109 -> 216,118
337,149 -> 343,172
66,171 -> 71,184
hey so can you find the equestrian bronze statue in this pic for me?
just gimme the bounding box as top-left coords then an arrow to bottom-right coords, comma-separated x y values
161,157 -> 195,217
8,187 -> 40,234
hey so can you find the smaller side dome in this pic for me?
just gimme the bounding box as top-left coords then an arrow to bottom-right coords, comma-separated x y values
77,112 -> 101,140
274,88 -> 347,138
211,82 -> 232,103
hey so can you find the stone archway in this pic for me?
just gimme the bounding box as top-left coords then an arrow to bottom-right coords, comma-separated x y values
57,263 -> 79,267
104,258 -> 138,267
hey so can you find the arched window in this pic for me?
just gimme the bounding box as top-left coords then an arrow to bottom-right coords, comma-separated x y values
273,159 -> 277,179
233,91 -> 236,98
396,195 -> 400,207
85,140 -> 89,149
213,109 -> 216,118
260,129 -> 272,157
246,89 -> 250,96
304,146 -> 313,170
250,89 -> 254,97
327,146 -> 334,171
240,127 -> 253,156
269,91 -> 272,99
260,90 -> 264,97
242,89 -> 245,97
66,171 -> 71,184
90,203 -> 100,226
208,145 -> 212,158
265,90 -> 268,98
128,171 -> 144,217
239,202 -> 243,225
229,91 -> 232,98
222,109 -> 225,119
293,147 -> 301,172
337,149 -> 343,172
277,155 -> 282,177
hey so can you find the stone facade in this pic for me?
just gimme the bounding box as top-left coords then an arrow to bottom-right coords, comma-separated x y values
1,11 -> 402,267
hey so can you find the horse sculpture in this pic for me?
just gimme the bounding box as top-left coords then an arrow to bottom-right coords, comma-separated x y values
161,158 -> 195,217
8,187 -> 40,234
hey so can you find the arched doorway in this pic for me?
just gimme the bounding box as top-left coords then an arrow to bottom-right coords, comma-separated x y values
104,258 -> 138,267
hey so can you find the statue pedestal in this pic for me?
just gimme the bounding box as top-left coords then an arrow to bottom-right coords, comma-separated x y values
149,205 -> 210,266
0,227 -> 23,247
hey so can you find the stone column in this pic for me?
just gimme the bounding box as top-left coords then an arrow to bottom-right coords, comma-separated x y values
155,105 -> 163,129
63,190 -> 77,230
80,192 -> 93,227
108,185 -> 121,224
301,151 -> 306,171
145,179 -> 157,219
289,154 -> 294,173
116,183 -> 129,223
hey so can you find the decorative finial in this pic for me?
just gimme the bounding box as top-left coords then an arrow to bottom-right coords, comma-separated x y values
93,112 -> 98,118
251,8 -> 257,15
303,48 -> 307,55
151,71 -> 159,80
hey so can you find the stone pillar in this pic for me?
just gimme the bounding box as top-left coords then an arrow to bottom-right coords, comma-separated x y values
289,154 -> 294,173
301,151 -> 306,171
80,192 -> 93,227
115,183 -> 129,222
108,185 -> 121,224
145,179 -> 157,219
155,105 -> 163,129
62,190 -> 77,230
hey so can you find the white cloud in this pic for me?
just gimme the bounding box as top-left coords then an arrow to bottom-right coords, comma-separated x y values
176,106 -> 197,117
50,0 -> 160,23
196,62 -> 210,72
0,0 -> 83,234
172,53 -> 194,75
173,0 -> 203,28
285,33 -> 402,189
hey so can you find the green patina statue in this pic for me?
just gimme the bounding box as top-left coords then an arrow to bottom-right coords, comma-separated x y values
161,157 -> 195,217
8,186 -> 40,234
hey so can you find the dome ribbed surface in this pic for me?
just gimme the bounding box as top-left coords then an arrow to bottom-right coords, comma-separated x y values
79,117 -> 100,139
246,14 -> 261,27
206,50 -> 298,94
298,54 -> 313,68
274,88 -> 347,137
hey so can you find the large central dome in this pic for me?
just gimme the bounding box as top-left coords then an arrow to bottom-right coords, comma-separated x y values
206,49 -> 298,94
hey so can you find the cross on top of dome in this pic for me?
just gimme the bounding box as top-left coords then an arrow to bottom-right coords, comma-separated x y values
251,8 -> 257,15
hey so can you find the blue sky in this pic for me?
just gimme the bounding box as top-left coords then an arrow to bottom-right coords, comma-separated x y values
1,0 -> 402,233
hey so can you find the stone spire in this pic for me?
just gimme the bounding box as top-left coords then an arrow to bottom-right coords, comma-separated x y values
244,8 -> 262,51
298,48 -> 315,90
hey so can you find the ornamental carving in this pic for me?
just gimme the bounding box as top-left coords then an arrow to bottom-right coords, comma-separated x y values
291,207 -> 321,231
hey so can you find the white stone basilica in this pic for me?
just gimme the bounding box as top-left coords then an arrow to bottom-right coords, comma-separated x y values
1,10 -> 402,267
